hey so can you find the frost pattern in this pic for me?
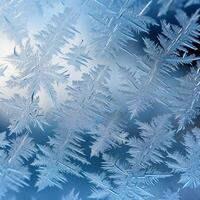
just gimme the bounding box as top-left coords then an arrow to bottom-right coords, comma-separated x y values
0,133 -> 36,198
0,95 -> 46,134
0,0 -> 200,200
62,189 -> 81,200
